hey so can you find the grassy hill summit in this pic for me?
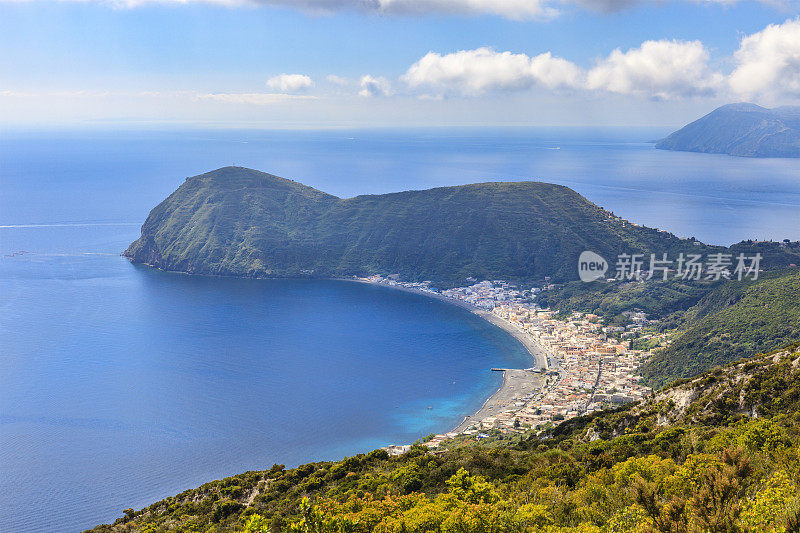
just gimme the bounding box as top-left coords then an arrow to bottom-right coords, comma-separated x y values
656,103 -> 800,157
124,166 -> 703,284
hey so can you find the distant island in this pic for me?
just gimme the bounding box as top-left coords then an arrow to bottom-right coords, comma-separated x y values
656,103 -> 800,157
124,166 -> 706,285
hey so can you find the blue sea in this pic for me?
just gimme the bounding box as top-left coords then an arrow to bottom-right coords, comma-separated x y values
2,127 -> 800,533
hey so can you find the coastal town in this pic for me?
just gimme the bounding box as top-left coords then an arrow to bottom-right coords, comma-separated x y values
362,276 -> 654,451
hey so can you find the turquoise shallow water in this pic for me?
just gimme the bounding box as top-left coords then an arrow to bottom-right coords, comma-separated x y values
2,128 -> 800,532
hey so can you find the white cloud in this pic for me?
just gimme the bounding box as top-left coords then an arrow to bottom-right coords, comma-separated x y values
326,74 -> 349,85
359,75 -> 392,97
266,73 -> 314,93
402,47 -> 583,97
326,74 -> 350,85
196,92 -> 316,104
568,0 -> 640,13
586,40 -> 723,100
7,0 -> 559,19
371,0 -> 557,19
0,90 -> 114,98
401,41 -> 729,100
4,0 -> 793,19
102,0 -> 559,19
0,89 -> 316,106
729,18 -> 800,99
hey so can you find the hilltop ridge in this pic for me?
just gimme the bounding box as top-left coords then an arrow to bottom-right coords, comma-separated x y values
125,166 -> 706,285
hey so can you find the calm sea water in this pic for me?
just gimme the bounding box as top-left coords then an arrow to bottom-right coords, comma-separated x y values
2,128 -> 800,532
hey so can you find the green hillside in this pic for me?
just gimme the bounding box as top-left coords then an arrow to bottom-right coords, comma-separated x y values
124,166 -> 707,285
537,277 -> 723,321
640,269 -> 800,388
87,346 -> 800,533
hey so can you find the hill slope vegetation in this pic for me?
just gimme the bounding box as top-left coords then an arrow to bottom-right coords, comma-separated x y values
124,166 -> 705,285
639,269 -> 800,388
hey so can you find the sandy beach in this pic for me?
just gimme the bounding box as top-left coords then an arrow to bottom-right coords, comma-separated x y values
474,310 -> 549,370
451,368 -> 545,432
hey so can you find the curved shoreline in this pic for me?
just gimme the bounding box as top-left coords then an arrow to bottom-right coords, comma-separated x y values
127,263 -> 551,437
127,263 -> 550,371
343,278 -> 551,434
476,310 -> 549,371
344,278 -> 546,367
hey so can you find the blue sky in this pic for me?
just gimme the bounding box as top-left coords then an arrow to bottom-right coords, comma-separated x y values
1,0 -> 800,128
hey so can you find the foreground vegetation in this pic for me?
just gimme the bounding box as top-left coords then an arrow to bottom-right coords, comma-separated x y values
89,346 -> 800,533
